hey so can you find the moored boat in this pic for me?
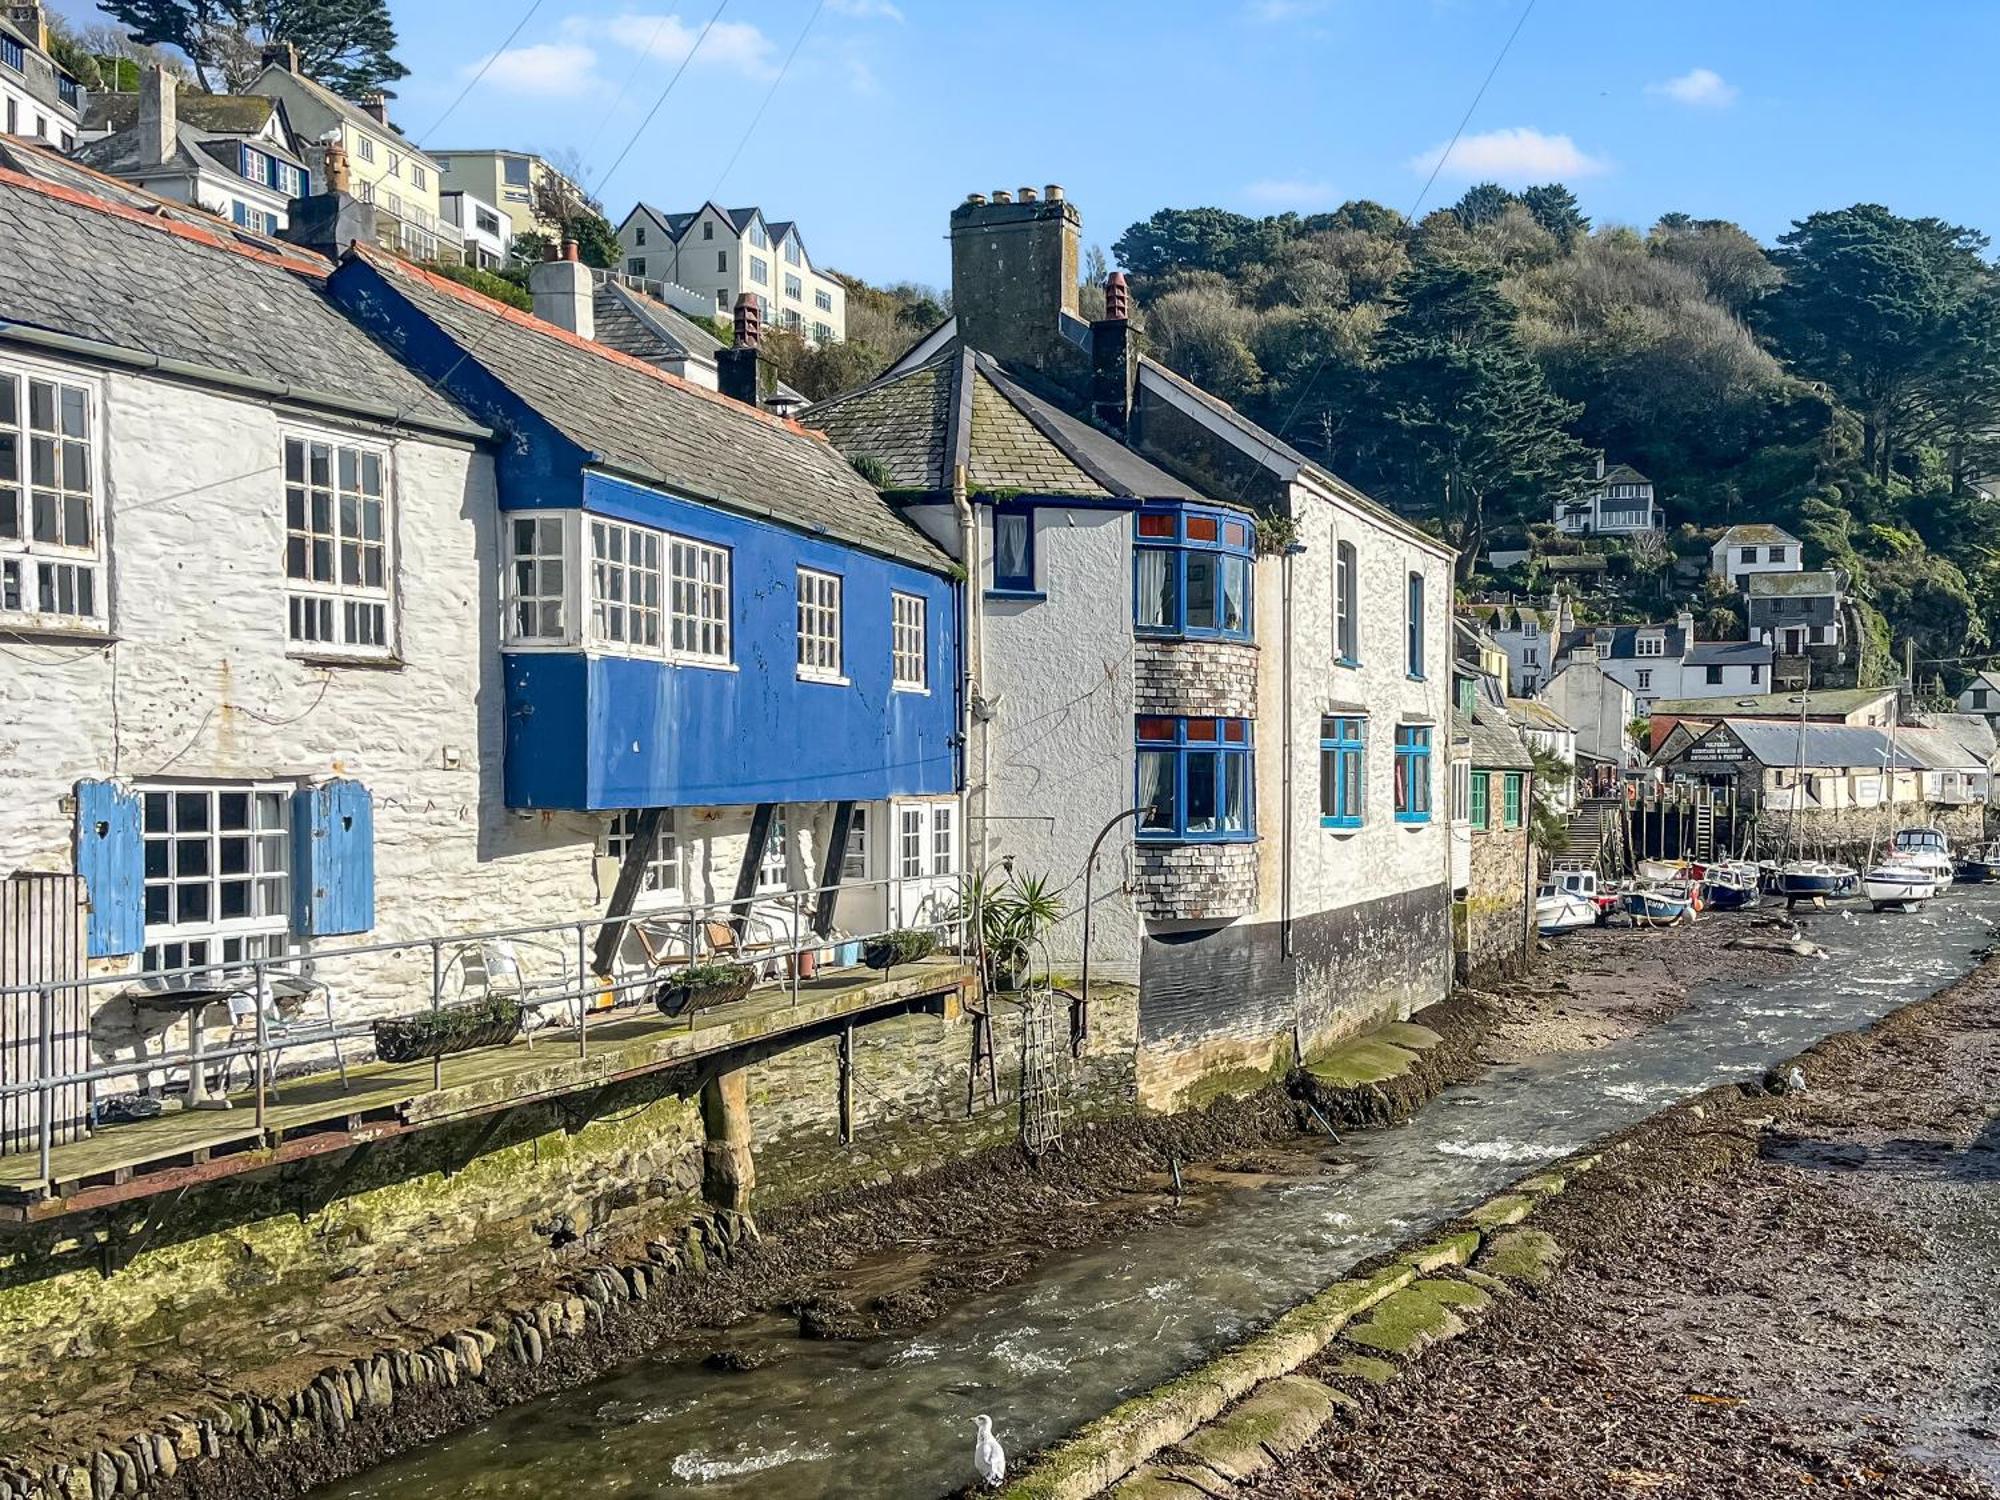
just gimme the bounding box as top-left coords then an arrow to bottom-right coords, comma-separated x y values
1775,859 -> 1858,904
1536,886 -> 1599,935
1889,826 -> 1954,895
1635,858 -> 1687,883
1956,839 -> 2000,883
1624,880 -> 1698,927
1862,859 -> 1933,911
1700,863 -> 1762,911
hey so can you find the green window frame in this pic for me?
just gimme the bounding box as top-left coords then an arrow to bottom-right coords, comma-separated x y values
1502,771 -> 1524,829
1468,770 -> 1489,829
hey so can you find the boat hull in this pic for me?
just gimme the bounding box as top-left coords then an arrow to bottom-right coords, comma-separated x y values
1624,891 -> 1695,926
1862,870 -> 1932,909
1702,881 -> 1760,912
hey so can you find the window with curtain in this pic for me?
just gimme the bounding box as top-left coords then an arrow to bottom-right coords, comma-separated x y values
1394,726 -> 1433,823
1132,505 -> 1254,641
993,507 -> 1035,593
1318,716 -> 1364,828
1136,716 -> 1254,841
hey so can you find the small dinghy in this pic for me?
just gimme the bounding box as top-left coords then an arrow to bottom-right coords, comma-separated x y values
1635,858 -> 1687,883
1862,858 -> 1933,911
1699,861 -> 1762,912
1624,880 -> 1698,927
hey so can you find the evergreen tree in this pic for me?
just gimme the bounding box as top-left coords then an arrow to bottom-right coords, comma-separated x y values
102,0 -> 405,95
1450,182 -> 1518,230
1519,183 -> 1588,248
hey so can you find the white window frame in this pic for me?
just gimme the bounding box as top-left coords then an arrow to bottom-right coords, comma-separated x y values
506,513 -> 570,644
1635,633 -> 1665,658
139,781 -> 294,975
356,134 -> 375,163
0,354 -> 105,632
589,516 -> 663,651
897,805 -> 924,880
841,807 -> 870,881
892,590 -> 927,690
601,809 -> 682,903
796,566 -> 843,682
669,534 -> 731,665
757,809 -> 789,891
750,255 -> 769,287
282,428 -> 395,657
815,287 -> 833,312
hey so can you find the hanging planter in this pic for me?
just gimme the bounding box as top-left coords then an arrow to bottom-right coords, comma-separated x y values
863,929 -> 936,971
655,962 -> 757,1019
374,997 -> 522,1063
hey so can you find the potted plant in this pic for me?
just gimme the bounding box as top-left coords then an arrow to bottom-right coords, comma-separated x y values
654,962 -> 757,1019
863,929 -> 936,971
374,995 -> 522,1063
974,869 -> 1065,993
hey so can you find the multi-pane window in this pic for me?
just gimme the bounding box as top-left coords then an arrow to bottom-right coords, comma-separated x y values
1318,716 -> 1364,829
589,518 -> 662,649
796,567 -> 842,680
758,809 -> 788,890
898,805 -> 924,879
356,136 -> 375,162
1137,716 -> 1254,841
931,804 -> 955,875
0,365 -> 100,624
284,435 -> 391,652
842,808 -> 869,880
750,255 -> 769,286
1334,540 -> 1358,664
1394,726 -> 1433,823
140,785 -> 292,974
507,515 -> 567,642
749,221 -> 769,250
1135,505 -> 1253,641
602,809 -> 680,896
784,273 -> 803,300
1468,769 -> 1489,828
784,237 -> 802,266
813,322 -> 834,342
815,288 -> 833,312
669,536 -> 730,663
1503,772 -> 1524,829
1405,570 -> 1425,678
410,164 -> 427,190
0,35 -> 21,69
892,591 -> 927,689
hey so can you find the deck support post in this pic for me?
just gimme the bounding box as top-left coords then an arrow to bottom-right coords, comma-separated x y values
594,807 -> 669,978
731,803 -> 778,939
837,1023 -> 854,1146
700,1065 -> 756,1212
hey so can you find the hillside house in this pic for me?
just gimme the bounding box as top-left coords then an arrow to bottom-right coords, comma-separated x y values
431,148 -> 584,243
1553,456 -> 1661,536
617,201 -> 847,343
1468,594 -> 1573,696
0,1 -> 81,150
1540,648 -> 1637,776
807,184 -> 1455,1107
1955,669 -> 2000,726
1747,569 -> 1852,687
1710,523 -> 1803,591
1554,611 -> 1771,715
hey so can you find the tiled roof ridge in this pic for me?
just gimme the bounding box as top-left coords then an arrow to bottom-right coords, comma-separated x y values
0,154 -> 331,280
357,246 -> 834,446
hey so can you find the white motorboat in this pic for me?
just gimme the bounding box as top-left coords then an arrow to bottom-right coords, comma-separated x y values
1889,827 -> 1954,895
1536,885 -> 1598,935
1862,858 -> 1934,911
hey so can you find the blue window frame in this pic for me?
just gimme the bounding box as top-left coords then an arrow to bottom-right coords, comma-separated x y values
1134,503 -> 1254,641
1394,725 -> 1433,823
992,505 -> 1035,594
1136,715 -> 1254,842
1319,716 -> 1364,829
1406,570 -> 1426,679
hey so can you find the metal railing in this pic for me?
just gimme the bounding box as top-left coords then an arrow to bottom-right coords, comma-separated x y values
0,874 -> 970,1184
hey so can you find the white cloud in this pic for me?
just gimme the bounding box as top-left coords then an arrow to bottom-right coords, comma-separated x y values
1408,126 -> 1609,185
1648,67 -> 1738,108
600,12 -> 779,80
1243,178 -> 1339,209
464,41 -> 600,97
826,0 -> 904,19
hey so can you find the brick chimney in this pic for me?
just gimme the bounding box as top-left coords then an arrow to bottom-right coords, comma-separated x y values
359,91 -> 390,126
949,183 -> 1082,381
138,63 -> 176,169
530,239 -> 594,342
5,3 -> 47,52
1091,269 -> 1135,430
261,41 -> 299,73
717,294 -> 763,408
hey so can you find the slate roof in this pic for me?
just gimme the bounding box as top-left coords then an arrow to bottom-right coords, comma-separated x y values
83,92 -> 281,137
0,141 -> 476,436
248,65 -> 434,161
1686,640 -> 1772,666
805,348 -> 1207,502
1715,523 -> 1799,547
1694,720 -> 1923,770
1506,697 -> 1572,733
1897,726 -> 1988,772
75,120 -> 305,180
1565,623 -> 1688,660
351,248 -> 950,572
1748,569 -> 1840,597
1594,463 -> 1650,488
1917,713 -> 1999,762
1467,700 -> 1536,770
592,280 -> 723,366
1646,686 -> 1895,720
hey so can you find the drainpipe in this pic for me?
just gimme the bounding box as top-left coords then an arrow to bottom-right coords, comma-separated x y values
1280,531 -> 1307,1063
952,462 -> 985,868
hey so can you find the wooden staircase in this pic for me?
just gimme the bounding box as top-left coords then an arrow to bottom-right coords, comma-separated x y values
1558,796 -> 1630,877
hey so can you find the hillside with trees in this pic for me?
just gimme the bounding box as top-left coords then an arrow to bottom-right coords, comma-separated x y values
1113,188 -> 2000,693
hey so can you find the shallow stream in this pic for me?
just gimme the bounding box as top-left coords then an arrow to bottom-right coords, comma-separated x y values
329,890 -> 2000,1499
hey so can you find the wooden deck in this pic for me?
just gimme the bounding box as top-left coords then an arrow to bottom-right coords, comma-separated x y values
0,957 -> 975,1223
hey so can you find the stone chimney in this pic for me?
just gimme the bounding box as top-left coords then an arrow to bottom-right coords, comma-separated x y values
529,239 -> 594,342
359,92 -> 390,126
5,3 -> 47,52
949,184 -> 1083,382
261,40 -> 299,73
138,64 -> 176,169
278,178 -> 378,258
717,294 -> 763,408
1676,608 -> 1695,643
1090,269 -> 1135,430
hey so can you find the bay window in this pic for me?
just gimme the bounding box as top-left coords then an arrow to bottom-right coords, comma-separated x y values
1137,716 -> 1254,841
1135,505 -> 1253,640
1394,725 -> 1433,824
589,517 -> 662,649
1318,715 -> 1365,829
506,514 -> 567,641
0,361 -> 102,627
284,433 -> 391,653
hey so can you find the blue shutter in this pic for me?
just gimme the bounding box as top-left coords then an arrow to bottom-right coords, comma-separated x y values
293,780 -> 375,936
74,780 -> 143,957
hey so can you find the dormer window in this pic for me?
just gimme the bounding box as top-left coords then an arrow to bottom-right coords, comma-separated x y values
1635,633 -> 1666,658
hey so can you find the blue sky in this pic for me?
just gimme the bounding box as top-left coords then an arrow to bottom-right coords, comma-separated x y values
52,0 -> 2000,288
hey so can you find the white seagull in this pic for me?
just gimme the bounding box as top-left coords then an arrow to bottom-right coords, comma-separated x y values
972,1414 -> 1006,1489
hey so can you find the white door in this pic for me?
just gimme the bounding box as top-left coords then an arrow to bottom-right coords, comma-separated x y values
891,800 -> 959,931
